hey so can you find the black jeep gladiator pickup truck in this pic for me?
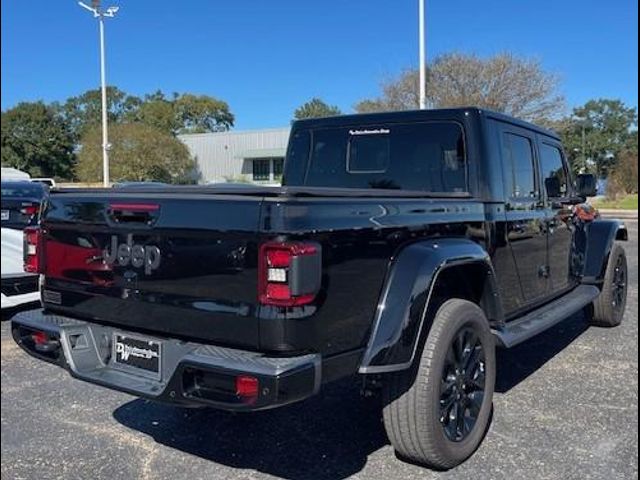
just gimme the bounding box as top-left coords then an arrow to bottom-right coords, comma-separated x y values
12,108 -> 629,469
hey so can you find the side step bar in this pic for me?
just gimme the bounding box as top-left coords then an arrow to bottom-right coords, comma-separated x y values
493,285 -> 600,348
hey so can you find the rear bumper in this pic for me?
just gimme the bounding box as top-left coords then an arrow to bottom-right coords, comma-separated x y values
11,309 -> 321,411
1,274 -> 40,310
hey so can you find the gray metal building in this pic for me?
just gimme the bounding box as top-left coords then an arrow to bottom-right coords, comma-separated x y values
179,127 -> 290,184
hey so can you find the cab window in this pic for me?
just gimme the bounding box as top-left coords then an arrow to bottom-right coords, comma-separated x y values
503,133 -> 537,199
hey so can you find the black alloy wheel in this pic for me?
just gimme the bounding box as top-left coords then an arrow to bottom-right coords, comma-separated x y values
611,254 -> 627,313
439,326 -> 486,442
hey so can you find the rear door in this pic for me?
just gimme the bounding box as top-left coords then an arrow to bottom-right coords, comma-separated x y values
499,125 -> 549,305
538,138 -> 577,293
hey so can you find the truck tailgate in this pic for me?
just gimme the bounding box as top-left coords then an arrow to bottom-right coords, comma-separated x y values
40,192 -> 264,349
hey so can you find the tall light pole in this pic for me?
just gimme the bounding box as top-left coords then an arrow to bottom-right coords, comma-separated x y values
581,122 -> 587,168
78,1 -> 119,187
418,0 -> 427,110
575,116 -> 588,172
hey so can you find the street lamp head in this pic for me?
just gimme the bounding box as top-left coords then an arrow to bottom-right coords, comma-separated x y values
78,1 -> 97,14
78,1 -> 119,18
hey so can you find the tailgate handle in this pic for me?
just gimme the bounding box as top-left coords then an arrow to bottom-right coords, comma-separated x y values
108,203 -> 160,225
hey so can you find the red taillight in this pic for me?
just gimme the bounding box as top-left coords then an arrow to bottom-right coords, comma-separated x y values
20,204 -> 39,217
258,242 -> 321,307
235,375 -> 259,403
23,226 -> 43,273
31,331 -> 48,345
266,248 -> 293,268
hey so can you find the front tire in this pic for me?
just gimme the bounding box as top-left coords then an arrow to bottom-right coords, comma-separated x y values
590,243 -> 628,327
382,299 -> 496,470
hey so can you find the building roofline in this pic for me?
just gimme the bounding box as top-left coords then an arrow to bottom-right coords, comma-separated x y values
178,127 -> 290,139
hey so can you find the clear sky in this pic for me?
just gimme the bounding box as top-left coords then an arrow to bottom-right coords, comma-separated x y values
1,0 -> 638,129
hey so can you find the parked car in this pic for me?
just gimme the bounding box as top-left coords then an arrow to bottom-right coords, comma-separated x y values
11,108 -> 628,469
1,167 -> 31,181
1,228 -> 40,311
31,178 -> 57,188
1,181 -> 48,230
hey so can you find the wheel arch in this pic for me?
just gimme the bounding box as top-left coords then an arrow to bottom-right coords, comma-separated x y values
359,238 -> 504,374
582,219 -> 628,285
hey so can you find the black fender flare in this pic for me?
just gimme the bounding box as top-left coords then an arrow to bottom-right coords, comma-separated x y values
359,238 -> 503,374
582,219 -> 628,285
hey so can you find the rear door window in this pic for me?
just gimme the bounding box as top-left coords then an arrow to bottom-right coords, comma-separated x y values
503,133 -> 537,199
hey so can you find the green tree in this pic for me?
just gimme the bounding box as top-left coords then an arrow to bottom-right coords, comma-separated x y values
608,148 -> 638,197
1,102 -> 75,179
173,94 -> 234,133
56,86 -> 142,141
127,91 -> 234,134
75,123 -> 195,184
560,99 -> 638,176
606,129 -> 638,197
355,52 -> 565,125
133,94 -> 180,133
294,98 -> 342,120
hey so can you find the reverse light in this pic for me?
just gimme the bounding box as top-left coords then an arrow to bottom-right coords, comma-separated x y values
267,268 -> 287,283
23,226 -> 43,273
258,241 -> 322,307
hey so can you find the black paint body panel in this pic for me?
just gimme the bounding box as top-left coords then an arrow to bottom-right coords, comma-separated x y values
36,108 -> 622,380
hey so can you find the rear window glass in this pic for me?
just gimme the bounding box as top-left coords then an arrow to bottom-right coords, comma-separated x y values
348,133 -> 390,173
1,182 -> 46,198
288,122 -> 467,192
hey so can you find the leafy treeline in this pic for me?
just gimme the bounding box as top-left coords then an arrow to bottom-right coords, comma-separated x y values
1,88 -> 233,183
296,53 -> 637,195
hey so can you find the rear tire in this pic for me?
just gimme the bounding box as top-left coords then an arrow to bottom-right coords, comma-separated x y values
382,299 -> 495,470
590,243 -> 628,327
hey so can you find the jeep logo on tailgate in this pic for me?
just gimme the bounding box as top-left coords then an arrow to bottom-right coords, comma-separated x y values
104,235 -> 161,274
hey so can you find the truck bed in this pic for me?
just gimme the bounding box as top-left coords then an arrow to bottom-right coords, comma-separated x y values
39,186 -> 485,356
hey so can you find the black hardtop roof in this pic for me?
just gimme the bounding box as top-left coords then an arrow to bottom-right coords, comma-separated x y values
292,107 -> 560,140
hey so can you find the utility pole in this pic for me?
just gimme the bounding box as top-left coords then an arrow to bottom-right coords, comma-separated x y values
78,1 -> 119,187
418,0 -> 427,110
582,122 -> 587,170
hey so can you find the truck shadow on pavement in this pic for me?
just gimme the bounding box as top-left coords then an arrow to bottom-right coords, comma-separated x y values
495,311 -> 589,393
113,380 -> 387,480
113,312 -> 590,480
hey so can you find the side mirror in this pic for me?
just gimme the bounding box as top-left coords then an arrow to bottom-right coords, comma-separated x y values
576,174 -> 597,198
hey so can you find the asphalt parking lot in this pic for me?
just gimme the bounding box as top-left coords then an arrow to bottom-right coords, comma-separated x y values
2,221 -> 638,480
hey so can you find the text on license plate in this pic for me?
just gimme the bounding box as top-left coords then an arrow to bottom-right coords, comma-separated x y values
113,334 -> 161,377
